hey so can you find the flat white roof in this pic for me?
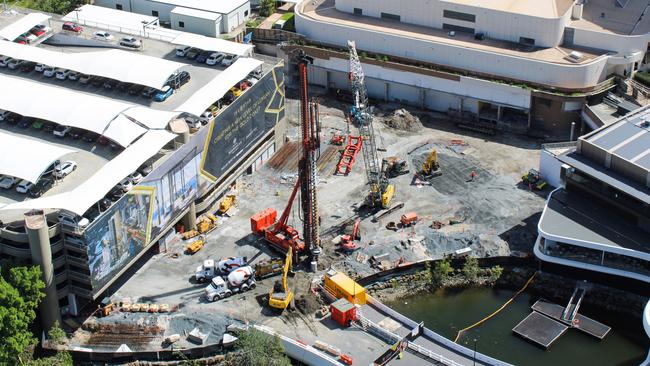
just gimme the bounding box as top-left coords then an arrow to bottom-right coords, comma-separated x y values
0,40 -> 186,90
122,107 -> 181,130
0,131 -> 76,183
441,0 -> 573,18
0,74 -> 147,147
176,57 -> 263,116
171,6 -> 222,20
171,32 -> 253,56
0,12 -> 50,42
64,5 -> 158,29
0,130 -> 176,216
149,0 -> 248,15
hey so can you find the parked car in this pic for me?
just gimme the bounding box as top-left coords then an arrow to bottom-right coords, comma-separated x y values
199,111 -> 214,125
119,37 -> 141,48
53,125 -> 72,137
5,112 -> 21,124
0,110 -> 10,121
55,68 -> 71,80
83,131 -> 98,142
98,197 -> 112,211
168,71 -> 190,89
78,74 -> 92,84
17,117 -> 33,128
28,178 -> 53,198
93,31 -> 114,41
153,85 -> 173,102
138,164 -> 153,176
91,76 -> 106,87
62,22 -> 82,33
17,33 -> 37,44
0,56 -> 12,67
141,86 -> 157,98
58,214 -> 89,229
186,115 -> 201,129
206,52 -> 225,66
43,66 -> 56,77
106,187 -> 124,201
109,140 -> 121,151
117,82 -> 133,92
186,47 -> 201,59
68,128 -> 83,139
97,135 -> 109,145
103,79 -> 118,90
30,28 -> 46,37
35,63 -> 46,72
15,179 -> 34,194
196,50 -> 212,63
175,45 -> 191,57
53,160 -> 77,178
128,84 -> 145,95
68,71 -> 80,81
222,54 -> 238,66
19,61 -> 36,72
7,59 -> 24,69
117,178 -> 133,192
229,86 -> 242,98
0,176 -> 17,189
42,122 -> 56,132
31,24 -> 51,34
128,171 -> 143,184
31,119 -> 45,129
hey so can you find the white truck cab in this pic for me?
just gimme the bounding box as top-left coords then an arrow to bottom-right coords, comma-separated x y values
204,266 -> 256,302
195,259 -> 217,283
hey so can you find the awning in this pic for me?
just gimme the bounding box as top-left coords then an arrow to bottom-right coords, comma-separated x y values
171,32 -> 253,57
0,74 -> 144,147
0,40 -> 187,90
175,57 -> 263,116
0,131 -> 76,183
0,130 -> 177,216
0,13 -> 50,42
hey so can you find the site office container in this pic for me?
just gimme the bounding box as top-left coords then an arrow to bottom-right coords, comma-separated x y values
323,270 -> 367,305
250,208 -> 277,233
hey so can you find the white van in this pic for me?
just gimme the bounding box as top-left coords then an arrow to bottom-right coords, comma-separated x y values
175,45 -> 191,57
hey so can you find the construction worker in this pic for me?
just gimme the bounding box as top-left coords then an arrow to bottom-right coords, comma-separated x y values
468,170 -> 477,182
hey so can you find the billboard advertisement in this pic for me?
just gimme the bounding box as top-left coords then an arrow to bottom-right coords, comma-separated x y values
85,187 -> 154,290
200,64 -> 285,181
141,151 -> 200,239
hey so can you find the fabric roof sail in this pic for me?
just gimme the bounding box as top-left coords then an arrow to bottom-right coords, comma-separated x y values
0,40 -> 187,90
0,74 -> 143,147
0,13 -> 51,42
0,130 -> 177,216
0,131 -> 76,183
175,57 -> 263,116
171,33 -> 254,57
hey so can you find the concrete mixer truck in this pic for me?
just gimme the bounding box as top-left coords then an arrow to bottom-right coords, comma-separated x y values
204,265 -> 256,302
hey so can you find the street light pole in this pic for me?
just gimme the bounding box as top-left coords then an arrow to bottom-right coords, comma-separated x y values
473,338 -> 477,366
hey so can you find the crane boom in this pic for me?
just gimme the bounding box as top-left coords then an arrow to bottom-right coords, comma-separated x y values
347,40 -> 393,208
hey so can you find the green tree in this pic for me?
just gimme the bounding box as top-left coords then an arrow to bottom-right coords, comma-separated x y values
489,265 -> 503,282
461,257 -> 480,283
226,328 -> 291,366
259,0 -> 276,17
432,258 -> 453,285
0,265 -> 45,365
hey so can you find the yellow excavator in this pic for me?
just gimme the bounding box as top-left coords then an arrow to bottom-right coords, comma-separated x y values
269,247 -> 294,311
421,149 -> 442,177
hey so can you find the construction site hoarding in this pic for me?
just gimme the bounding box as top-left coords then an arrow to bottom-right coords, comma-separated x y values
200,64 -> 285,181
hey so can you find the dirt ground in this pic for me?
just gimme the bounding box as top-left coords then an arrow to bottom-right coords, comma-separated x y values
68,94 -> 547,357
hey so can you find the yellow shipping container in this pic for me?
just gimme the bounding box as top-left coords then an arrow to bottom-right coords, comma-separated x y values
323,270 -> 366,305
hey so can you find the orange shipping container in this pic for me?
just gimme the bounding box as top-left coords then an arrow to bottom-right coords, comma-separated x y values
250,208 -> 277,233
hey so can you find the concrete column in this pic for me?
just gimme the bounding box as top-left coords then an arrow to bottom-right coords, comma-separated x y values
180,131 -> 196,230
497,105 -> 503,121
419,89 -> 425,109
25,210 -> 61,331
459,98 -> 464,120
384,82 -> 389,102
325,70 -> 331,92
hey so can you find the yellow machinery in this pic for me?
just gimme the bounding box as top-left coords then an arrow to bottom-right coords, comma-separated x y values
269,247 -> 294,310
197,214 -> 218,233
218,194 -> 236,215
421,149 -> 442,177
185,235 -> 205,255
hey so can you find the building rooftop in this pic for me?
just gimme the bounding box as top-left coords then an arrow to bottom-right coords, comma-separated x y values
170,6 -> 223,20
441,0 -> 573,18
147,0 -> 248,15
571,0 -> 650,35
539,189 -> 649,254
301,0 -> 603,65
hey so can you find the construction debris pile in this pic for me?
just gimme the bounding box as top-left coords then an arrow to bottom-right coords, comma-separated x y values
381,108 -> 423,132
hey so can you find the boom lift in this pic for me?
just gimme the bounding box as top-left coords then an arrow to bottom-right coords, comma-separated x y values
348,40 -> 394,209
269,247 -> 294,310
250,50 -> 322,261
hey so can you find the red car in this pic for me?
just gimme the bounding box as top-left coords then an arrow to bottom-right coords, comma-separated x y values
97,135 -> 109,145
62,22 -> 82,33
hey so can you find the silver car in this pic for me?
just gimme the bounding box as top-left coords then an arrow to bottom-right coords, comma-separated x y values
119,37 -> 142,49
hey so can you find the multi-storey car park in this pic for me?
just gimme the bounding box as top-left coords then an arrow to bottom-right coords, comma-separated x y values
279,0 -> 650,137
538,105 -> 650,283
0,7 -> 286,330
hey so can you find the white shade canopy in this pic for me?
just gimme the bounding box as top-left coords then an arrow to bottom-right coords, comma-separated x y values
175,57 -> 263,116
0,40 -> 187,89
0,131 -> 76,183
171,32 -> 253,57
122,107 -> 180,129
0,130 -> 176,215
0,13 -> 50,42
